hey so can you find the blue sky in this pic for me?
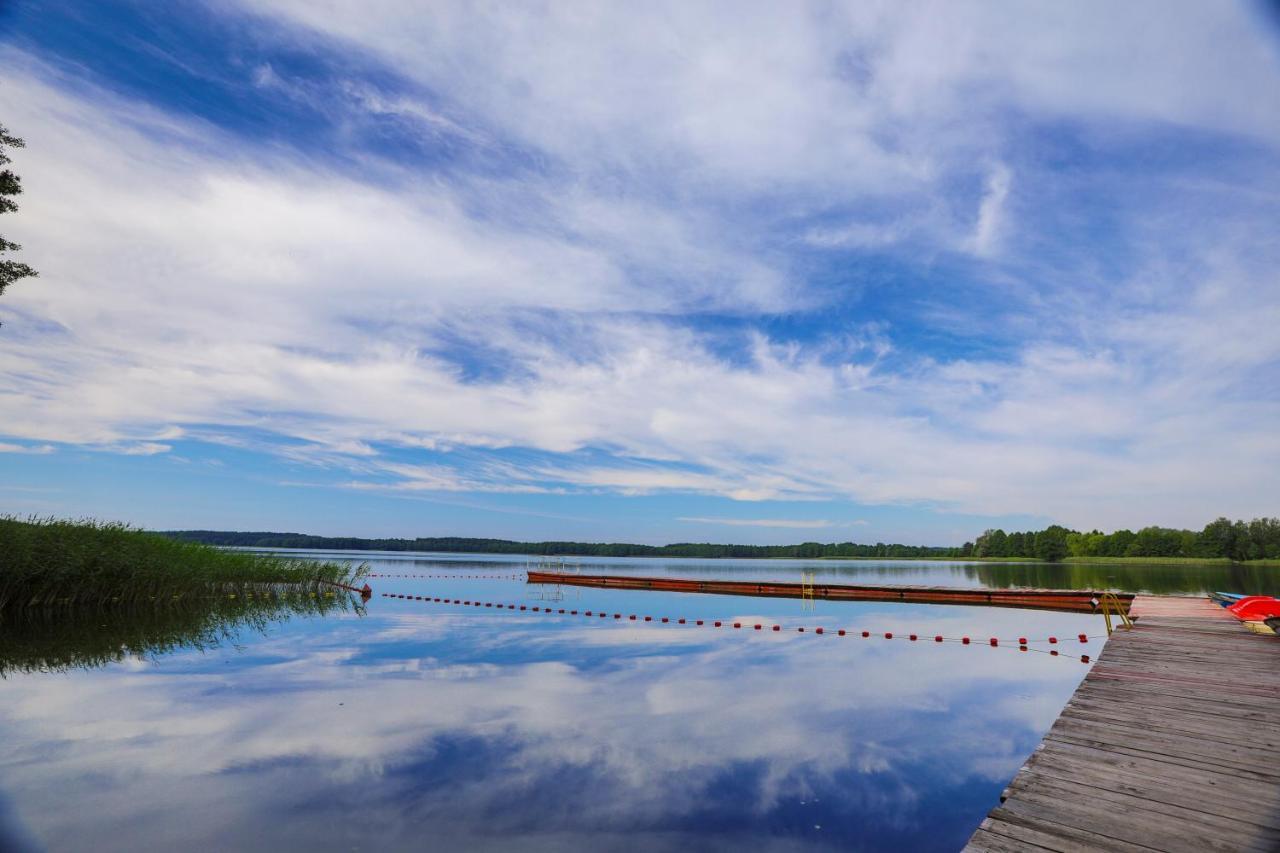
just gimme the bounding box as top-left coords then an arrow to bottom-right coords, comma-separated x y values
1,1 -> 1278,544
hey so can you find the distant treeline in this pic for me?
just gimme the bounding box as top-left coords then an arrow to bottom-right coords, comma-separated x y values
163,517 -> 1280,563
964,517 -> 1280,562
162,531 -> 959,560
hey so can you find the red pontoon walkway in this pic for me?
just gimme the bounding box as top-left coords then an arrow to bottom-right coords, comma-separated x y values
525,570 -> 1130,614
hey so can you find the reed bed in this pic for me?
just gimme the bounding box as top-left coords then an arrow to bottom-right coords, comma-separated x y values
0,517 -> 366,609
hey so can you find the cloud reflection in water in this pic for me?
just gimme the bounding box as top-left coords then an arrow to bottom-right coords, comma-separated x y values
0,578 -> 1096,852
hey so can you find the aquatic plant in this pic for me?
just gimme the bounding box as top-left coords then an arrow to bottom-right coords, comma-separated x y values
0,517 -> 366,609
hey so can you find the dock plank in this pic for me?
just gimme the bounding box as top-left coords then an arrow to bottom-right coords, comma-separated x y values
964,594 -> 1280,852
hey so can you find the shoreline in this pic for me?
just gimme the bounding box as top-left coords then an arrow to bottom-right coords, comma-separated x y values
229,544 -> 1279,568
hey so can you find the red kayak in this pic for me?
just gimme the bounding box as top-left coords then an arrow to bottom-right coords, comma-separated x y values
1226,596 -> 1280,622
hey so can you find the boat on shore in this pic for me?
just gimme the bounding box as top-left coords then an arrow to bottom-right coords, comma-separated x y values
1214,594 -> 1280,635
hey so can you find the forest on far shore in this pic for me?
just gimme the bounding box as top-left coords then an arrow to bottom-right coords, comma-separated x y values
965,517 -> 1279,562
164,516 -> 1279,563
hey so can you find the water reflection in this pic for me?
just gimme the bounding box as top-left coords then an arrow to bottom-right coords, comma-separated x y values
965,560 -> 1280,595
0,553 -> 1115,852
0,592 -> 360,676
248,548 -> 1280,596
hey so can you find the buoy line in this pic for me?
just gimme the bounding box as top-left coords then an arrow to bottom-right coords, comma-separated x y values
378,591 -> 1096,664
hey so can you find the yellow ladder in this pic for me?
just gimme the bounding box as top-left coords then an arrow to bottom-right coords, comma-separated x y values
1098,592 -> 1134,636
800,571 -> 816,612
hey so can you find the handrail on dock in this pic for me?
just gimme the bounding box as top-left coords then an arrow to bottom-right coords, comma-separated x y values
1097,591 -> 1133,636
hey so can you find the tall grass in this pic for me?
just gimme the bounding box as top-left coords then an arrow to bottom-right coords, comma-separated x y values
0,517 -> 366,609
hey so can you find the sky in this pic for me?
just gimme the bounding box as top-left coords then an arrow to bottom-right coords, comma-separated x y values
0,1 -> 1278,545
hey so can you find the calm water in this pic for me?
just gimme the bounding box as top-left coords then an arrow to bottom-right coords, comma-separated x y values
243,549 -> 1280,596
0,552 -> 1257,852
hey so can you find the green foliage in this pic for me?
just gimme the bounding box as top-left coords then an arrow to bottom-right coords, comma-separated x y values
979,517 -> 1280,563
0,123 -> 37,300
0,517 -> 365,609
1034,525 -> 1070,562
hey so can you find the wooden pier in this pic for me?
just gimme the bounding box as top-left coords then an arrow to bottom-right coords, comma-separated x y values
965,595 -> 1280,852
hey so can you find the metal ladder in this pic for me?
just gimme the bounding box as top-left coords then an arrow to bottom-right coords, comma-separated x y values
1097,591 -> 1134,636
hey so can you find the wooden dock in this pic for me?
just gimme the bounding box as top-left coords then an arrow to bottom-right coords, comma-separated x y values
965,595 -> 1280,852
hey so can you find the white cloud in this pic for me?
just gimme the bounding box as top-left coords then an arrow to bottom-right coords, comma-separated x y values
0,442 -> 55,454
1,6 -> 1279,533
677,517 -> 835,529
248,1 -> 1280,183
969,164 -> 1011,258
115,442 -> 171,456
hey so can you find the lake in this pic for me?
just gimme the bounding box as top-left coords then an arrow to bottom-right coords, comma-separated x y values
0,552 -> 1260,851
